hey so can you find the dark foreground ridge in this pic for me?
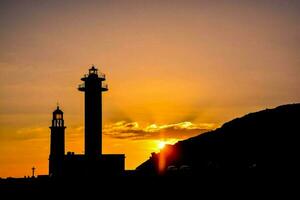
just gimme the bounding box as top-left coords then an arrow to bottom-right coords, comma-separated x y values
137,103 -> 300,174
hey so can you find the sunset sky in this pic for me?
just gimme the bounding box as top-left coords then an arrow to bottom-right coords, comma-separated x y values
0,0 -> 299,177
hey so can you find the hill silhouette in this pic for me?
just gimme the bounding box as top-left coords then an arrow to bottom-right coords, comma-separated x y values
136,103 -> 300,174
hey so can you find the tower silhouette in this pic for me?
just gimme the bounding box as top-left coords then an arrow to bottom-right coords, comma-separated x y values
49,106 -> 66,177
48,66 -> 124,178
78,66 -> 108,159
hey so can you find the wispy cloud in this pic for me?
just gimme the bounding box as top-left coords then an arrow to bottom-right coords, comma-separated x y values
103,121 -> 215,140
4,121 -> 215,142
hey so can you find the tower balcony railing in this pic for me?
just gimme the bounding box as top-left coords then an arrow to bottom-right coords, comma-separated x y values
102,83 -> 108,90
99,72 -> 106,79
82,72 -> 106,80
78,83 -> 85,91
78,82 -> 108,91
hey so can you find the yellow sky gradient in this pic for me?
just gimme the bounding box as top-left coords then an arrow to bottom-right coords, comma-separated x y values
0,0 -> 300,177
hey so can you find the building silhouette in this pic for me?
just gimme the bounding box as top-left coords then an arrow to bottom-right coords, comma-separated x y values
49,66 -> 125,178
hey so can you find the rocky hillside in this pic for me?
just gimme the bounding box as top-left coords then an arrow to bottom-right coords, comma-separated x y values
136,104 -> 300,174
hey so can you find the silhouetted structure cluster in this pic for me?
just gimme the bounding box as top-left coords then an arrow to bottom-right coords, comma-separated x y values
49,66 -> 125,179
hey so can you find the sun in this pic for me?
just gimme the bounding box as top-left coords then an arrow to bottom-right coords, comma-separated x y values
157,141 -> 166,150
155,139 -> 179,151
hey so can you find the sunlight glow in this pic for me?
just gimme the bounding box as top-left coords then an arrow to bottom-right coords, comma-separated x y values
155,139 -> 178,151
158,141 -> 166,150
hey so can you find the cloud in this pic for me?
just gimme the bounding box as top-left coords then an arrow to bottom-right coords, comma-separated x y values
103,121 -> 215,140
3,121 -> 215,142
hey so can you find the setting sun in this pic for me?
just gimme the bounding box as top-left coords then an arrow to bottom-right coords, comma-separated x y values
156,139 -> 179,151
158,141 -> 166,150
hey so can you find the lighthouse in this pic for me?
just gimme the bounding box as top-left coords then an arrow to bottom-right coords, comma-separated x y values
49,106 -> 66,177
48,66 -> 124,178
78,66 -> 108,159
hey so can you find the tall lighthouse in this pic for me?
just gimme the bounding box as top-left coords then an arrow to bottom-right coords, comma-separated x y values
78,66 -> 108,159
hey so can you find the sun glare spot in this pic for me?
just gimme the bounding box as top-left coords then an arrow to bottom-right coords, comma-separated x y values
158,141 -> 166,150
156,139 -> 178,151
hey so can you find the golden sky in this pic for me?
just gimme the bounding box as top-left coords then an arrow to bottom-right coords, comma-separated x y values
0,0 -> 299,177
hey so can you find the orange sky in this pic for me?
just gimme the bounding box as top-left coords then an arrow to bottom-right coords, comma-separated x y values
0,0 -> 300,177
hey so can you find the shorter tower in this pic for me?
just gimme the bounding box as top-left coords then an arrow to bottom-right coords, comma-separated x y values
49,106 -> 66,177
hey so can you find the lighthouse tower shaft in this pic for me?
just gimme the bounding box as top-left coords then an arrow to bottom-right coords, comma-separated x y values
78,66 -> 108,159
49,106 -> 66,177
